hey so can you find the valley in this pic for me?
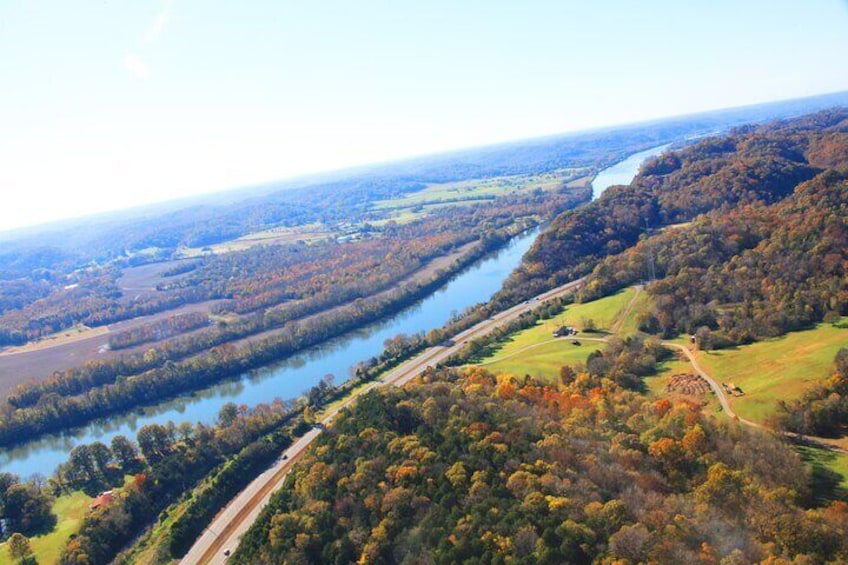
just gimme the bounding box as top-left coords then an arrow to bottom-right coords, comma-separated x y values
2,101 -> 848,564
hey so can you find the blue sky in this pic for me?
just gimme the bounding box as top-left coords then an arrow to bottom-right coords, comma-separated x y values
1,0 -> 847,231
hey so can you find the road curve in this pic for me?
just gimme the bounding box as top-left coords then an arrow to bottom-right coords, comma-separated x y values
664,342 -> 848,454
662,342 -> 740,421
181,277 -> 586,564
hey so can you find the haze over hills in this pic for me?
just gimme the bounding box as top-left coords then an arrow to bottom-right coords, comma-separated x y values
2,101 -> 848,564
2,1 -> 848,562
2,91 -> 847,271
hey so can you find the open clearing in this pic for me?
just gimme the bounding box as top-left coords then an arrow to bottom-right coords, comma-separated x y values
178,224 -> 332,257
116,259 -> 199,299
480,340 -> 597,381
372,169 -> 588,211
692,321 -> 848,424
795,445 -> 848,504
0,490 -> 93,565
0,300 -> 226,399
644,355 -> 723,416
473,287 -> 641,382
0,325 -> 110,356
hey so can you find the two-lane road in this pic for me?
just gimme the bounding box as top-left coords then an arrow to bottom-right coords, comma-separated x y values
181,277 -> 585,564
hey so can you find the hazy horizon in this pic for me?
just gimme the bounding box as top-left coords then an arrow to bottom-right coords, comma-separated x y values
2,89 -> 847,237
2,0 -> 847,231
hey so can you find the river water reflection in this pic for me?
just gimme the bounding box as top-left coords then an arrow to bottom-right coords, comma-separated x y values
591,144 -> 672,200
2,144 -> 675,477
1,228 -> 539,477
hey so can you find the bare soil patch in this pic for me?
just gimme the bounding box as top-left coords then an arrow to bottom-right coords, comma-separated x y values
666,373 -> 711,395
0,242 -> 476,399
116,259 -> 199,302
0,300 -> 226,398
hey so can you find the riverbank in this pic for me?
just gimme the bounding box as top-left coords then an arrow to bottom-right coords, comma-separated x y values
0,225 -> 544,477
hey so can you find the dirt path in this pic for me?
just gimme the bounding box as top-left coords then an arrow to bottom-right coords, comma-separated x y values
664,342 -> 848,454
609,285 -> 642,334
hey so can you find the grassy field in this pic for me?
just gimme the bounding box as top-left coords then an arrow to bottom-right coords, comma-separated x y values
474,287 -> 641,382
692,321 -> 848,424
0,491 -> 93,565
795,445 -> 848,504
372,168 -> 588,211
0,324 -> 107,356
179,224 -> 331,257
616,288 -> 650,336
479,340 -> 599,382
644,355 -> 724,417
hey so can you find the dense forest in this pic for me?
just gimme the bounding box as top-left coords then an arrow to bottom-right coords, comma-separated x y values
229,108 -> 848,565
497,109 -> 848,308
560,112 -> 848,345
234,363 -> 848,564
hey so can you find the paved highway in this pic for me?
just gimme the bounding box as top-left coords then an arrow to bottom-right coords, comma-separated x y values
181,277 -> 585,564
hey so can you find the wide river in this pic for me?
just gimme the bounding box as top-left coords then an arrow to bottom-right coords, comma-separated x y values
0,144 -> 670,478
591,143 -> 671,200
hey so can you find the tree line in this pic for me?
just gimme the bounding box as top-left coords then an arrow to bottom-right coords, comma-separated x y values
494,109 -> 848,310
234,361 -> 847,564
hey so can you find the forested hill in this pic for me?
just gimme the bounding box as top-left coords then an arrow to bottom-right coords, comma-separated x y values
234,364 -> 848,564
229,108 -> 848,564
496,108 -> 848,309
2,91 -> 847,280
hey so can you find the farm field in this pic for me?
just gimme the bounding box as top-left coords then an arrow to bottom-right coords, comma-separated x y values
644,356 -> 723,416
0,324 -> 109,356
372,168 -> 588,211
0,300 -> 226,398
692,320 -> 848,424
0,491 -> 93,565
116,258 -> 199,299
473,287 -> 642,382
178,224 -> 332,257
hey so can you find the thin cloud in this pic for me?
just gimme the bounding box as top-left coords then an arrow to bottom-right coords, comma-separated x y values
144,0 -> 173,44
124,53 -> 150,79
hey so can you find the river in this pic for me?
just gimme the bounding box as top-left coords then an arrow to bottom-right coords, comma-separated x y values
0,228 -> 539,477
1,144 -> 673,477
591,143 -> 672,200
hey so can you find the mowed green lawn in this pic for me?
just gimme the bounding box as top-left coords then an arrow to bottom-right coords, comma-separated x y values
795,445 -> 848,504
475,287 -> 641,382
693,321 -> 848,424
480,341 -> 600,382
1,491 -> 92,565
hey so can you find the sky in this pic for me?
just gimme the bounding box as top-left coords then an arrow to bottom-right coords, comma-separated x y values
1,0 -> 847,232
